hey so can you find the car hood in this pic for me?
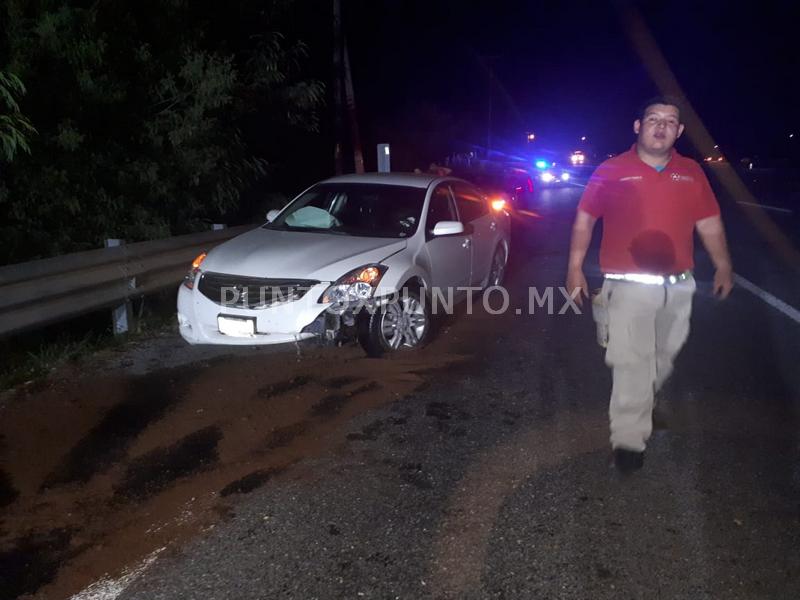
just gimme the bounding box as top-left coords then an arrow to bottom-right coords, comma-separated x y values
202,227 -> 408,281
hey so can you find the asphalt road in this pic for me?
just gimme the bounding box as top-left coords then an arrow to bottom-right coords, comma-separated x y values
114,180 -> 798,599
705,163 -> 800,309
2,171 -> 798,600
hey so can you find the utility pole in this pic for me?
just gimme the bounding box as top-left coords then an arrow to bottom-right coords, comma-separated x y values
343,36 -> 365,174
480,55 -> 500,157
332,0 -> 364,174
332,0 -> 344,174
487,67 -> 494,153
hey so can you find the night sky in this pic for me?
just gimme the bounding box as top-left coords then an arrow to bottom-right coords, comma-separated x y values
342,0 -> 799,169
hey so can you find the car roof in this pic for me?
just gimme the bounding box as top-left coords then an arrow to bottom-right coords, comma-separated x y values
319,172 -> 446,189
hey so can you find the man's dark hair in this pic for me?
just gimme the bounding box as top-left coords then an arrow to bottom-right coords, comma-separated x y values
638,95 -> 683,122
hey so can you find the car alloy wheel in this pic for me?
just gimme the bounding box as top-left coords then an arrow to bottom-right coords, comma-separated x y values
359,289 -> 431,357
487,247 -> 506,288
380,295 -> 428,350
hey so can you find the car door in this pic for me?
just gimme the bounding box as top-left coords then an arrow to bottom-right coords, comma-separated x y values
452,181 -> 495,285
423,183 -> 471,296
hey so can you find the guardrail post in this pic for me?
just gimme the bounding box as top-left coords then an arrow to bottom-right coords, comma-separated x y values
105,238 -> 133,335
377,143 -> 390,173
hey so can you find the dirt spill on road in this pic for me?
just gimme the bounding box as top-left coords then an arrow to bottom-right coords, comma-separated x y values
0,329 -> 478,599
0,468 -> 18,507
113,425 -> 224,502
41,373 -> 188,489
0,528 -> 75,600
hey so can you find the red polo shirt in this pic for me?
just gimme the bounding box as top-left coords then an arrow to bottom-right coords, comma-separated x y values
578,145 -> 720,274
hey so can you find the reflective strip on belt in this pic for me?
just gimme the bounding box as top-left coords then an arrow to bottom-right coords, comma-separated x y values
603,271 -> 691,285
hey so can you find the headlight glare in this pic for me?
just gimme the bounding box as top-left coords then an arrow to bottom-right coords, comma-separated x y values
320,265 -> 387,304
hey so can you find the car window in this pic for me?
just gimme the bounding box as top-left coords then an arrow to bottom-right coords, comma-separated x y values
453,182 -> 489,223
426,184 -> 457,231
266,183 -> 425,238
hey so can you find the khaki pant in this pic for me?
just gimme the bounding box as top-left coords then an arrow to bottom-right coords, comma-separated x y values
601,276 -> 696,451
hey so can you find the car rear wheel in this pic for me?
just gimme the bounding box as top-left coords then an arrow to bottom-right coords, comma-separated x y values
486,246 -> 507,288
359,289 -> 431,357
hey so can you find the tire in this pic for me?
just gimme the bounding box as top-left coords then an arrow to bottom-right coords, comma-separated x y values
358,289 -> 432,358
486,246 -> 507,289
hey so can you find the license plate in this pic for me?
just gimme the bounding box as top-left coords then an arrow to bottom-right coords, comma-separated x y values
218,315 -> 256,337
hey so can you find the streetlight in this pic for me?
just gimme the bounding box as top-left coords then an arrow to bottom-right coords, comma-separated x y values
527,132 -> 536,142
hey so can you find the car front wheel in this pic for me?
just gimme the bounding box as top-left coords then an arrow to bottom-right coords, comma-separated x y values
359,289 -> 431,357
486,246 -> 507,288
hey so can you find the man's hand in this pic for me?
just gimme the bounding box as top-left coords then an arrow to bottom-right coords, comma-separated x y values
696,215 -> 734,300
713,266 -> 734,299
566,210 -> 597,308
566,268 -> 590,307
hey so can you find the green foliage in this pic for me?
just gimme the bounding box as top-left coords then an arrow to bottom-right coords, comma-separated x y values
0,71 -> 36,161
0,0 -> 325,263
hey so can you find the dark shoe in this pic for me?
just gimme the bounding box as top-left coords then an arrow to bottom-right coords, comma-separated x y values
613,448 -> 644,474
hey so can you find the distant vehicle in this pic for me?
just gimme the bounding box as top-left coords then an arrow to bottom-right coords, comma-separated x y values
177,173 -> 511,356
703,147 -> 726,164
533,158 -> 572,186
569,150 -> 586,165
450,166 -> 535,210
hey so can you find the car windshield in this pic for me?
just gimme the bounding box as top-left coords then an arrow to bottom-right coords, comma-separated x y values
265,183 -> 426,238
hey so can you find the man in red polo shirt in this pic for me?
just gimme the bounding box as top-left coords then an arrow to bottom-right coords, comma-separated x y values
566,96 -> 733,473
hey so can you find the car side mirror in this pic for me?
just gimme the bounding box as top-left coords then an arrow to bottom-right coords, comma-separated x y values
431,221 -> 464,236
266,209 -> 280,223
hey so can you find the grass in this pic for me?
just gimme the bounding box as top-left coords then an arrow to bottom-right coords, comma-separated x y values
1,332 -> 106,391
26,331 -> 97,375
0,291 -> 179,393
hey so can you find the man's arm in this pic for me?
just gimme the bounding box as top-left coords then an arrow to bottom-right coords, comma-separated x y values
566,209 -> 598,306
696,214 -> 733,299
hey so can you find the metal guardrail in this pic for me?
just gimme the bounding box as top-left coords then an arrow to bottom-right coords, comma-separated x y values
0,224 -> 256,337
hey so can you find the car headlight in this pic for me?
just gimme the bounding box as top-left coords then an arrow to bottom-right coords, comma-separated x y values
541,171 -> 556,183
561,172 -> 570,181
319,265 -> 387,304
183,252 -> 207,289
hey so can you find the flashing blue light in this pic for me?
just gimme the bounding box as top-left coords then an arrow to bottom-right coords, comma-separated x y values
535,159 -> 548,169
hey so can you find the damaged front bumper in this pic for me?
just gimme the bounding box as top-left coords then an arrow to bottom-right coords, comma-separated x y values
300,294 -> 398,346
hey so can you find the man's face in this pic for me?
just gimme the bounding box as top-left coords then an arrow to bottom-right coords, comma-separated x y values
633,104 -> 685,154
